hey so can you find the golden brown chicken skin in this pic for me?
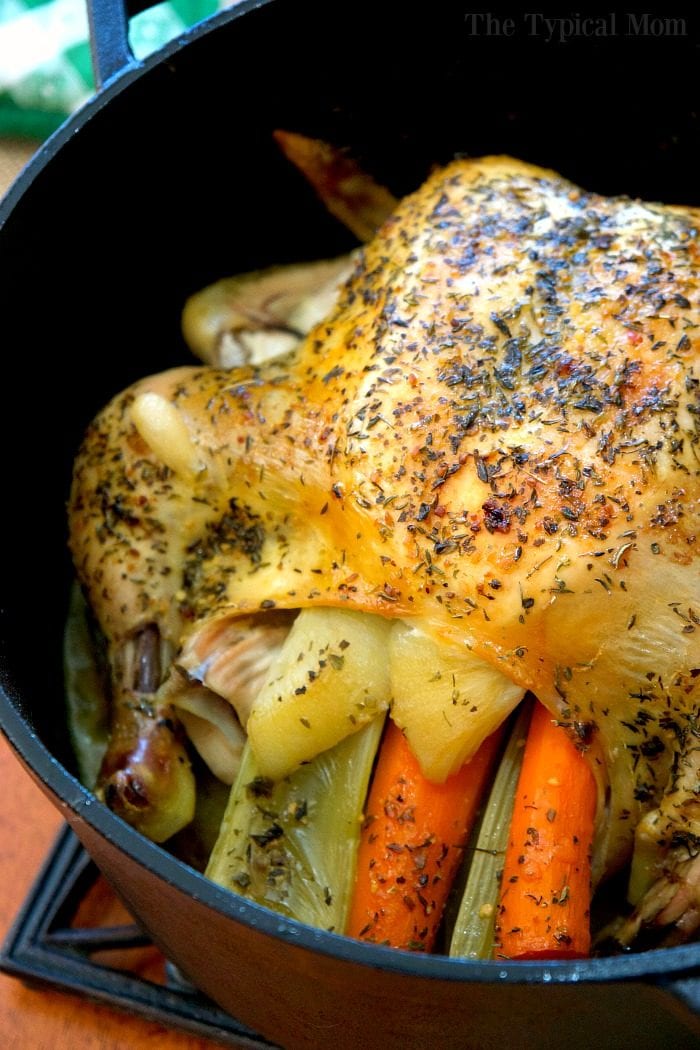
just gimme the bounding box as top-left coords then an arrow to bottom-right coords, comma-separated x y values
70,156 -> 699,887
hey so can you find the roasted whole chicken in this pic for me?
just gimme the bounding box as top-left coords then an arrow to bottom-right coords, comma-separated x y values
69,156 -> 700,947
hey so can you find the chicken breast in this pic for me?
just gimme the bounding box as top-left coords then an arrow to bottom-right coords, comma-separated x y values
69,156 -> 699,888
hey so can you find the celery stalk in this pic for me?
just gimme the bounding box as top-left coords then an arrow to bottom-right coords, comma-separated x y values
206,714 -> 385,933
449,701 -> 532,959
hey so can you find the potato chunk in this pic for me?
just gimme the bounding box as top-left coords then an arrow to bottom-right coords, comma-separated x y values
389,622 -> 524,782
246,608 -> 392,779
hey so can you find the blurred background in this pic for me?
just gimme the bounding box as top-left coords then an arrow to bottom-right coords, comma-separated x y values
0,0 -> 235,195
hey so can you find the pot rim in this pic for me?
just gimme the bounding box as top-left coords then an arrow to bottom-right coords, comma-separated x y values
1,0 -> 699,992
0,0 -> 270,229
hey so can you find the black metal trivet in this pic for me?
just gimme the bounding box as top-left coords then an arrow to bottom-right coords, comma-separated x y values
0,823 -> 279,1049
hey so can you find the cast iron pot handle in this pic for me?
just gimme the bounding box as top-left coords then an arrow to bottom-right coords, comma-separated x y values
86,0 -> 159,88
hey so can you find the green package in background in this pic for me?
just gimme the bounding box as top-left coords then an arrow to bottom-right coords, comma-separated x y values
0,0 -> 231,140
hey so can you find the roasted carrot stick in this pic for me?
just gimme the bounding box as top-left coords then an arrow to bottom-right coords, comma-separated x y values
496,700 -> 597,960
347,718 -> 503,952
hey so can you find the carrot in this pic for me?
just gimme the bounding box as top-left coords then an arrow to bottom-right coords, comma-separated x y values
347,718 -> 503,952
496,700 -> 597,960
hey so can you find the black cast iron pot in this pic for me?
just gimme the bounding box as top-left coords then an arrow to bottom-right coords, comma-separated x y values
1,2 -> 700,1046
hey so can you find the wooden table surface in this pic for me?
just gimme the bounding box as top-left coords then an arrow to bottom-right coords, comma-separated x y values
0,736 -> 231,1050
0,142 -> 229,1050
